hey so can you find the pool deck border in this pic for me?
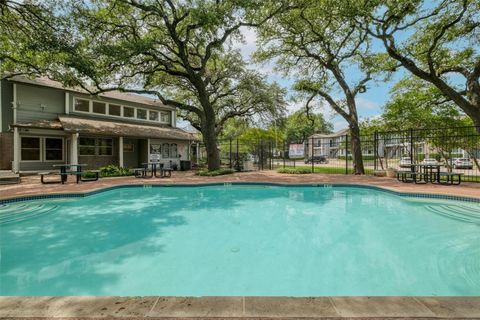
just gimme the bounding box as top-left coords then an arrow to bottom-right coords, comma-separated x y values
1,181 -> 480,205
1,296 -> 480,319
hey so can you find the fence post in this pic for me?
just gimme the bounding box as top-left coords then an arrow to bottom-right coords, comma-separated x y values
409,128 -> 414,168
229,138 -> 232,169
374,131 -> 378,171
345,134 -> 349,174
283,141 -> 286,168
236,138 -> 239,172
311,136 -> 314,173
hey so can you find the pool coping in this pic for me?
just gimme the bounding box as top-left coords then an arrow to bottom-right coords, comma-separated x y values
1,181 -> 480,205
1,296 -> 480,319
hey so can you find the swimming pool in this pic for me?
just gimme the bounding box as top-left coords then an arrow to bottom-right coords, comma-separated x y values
1,184 -> 479,296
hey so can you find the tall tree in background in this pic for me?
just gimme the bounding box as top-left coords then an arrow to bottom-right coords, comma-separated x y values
360,0 -> 480,131
256,0 -> 381,174
0,0 -> 64,77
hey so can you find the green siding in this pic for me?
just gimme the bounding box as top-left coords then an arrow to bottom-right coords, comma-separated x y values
1,80 -> 13,132
16,83 -> 65,123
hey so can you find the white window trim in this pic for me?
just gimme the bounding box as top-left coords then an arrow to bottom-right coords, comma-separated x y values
20,136 -> 65,162
73,96 -> 172,124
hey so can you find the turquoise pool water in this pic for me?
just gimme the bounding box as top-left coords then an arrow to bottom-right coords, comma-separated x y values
1,185 -> 479,296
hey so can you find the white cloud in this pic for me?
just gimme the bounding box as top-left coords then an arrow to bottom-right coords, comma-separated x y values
356,97 -> 380,111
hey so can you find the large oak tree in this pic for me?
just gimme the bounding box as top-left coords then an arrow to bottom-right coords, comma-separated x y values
359,0 -> 480,131
256,0 -> 382,174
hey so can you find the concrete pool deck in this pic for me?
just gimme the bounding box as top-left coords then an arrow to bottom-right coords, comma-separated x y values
1,171 -> 479,319
1,170 -> 480,201
0,296 -> 480,319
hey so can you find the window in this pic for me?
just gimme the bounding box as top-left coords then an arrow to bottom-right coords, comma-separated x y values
149,110 -> 159,121
123,106 -> 135,118
74,99 -> 90,112
170,143 -> 178,158
137,109 -> 147,120
92,101 -> 106,114
21,137 -> 41,161
79,137 -> 96,155
45,138 -> 63,161
98,138 -> 113,155
109,104 -> 121,116
160,111 -> 171,123
162,143 -> 170,158
79,137 -> 113,156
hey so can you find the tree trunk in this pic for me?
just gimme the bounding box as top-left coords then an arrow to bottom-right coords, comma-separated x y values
202,121 -> 221,171
349,124 -> 365,174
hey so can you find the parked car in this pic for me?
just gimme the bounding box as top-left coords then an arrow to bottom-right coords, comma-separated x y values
305,155 -> 328,164
399,157 -> 412,168
453,158 -> 473,169
421,158 -> 439,165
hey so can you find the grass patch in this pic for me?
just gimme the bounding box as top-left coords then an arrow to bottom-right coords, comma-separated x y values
276,165 -> 374,175
196,168 -> 235,176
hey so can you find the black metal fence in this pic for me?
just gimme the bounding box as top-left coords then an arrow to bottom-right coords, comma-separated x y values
194,126 -> 480,182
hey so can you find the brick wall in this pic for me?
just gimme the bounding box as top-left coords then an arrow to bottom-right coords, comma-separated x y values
0,132 -> 13,170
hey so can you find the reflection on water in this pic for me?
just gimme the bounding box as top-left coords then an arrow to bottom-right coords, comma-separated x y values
1,186 -> 479,296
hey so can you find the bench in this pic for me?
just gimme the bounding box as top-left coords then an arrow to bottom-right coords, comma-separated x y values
162,168 -> 173,178
133,167 -> 152,178
396,170 -> 416,183
80,170 -> 100,182
38,172 -> 63,184
439,172 -> 463,185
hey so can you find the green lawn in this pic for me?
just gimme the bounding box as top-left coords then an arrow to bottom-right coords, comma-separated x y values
275,165 -> 374,174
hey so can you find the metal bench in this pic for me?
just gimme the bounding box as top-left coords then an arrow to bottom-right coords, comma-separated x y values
38,172 -> 63,184
80,170 -> 100,182
162,168 -> 173,178
439,172 -> 463,185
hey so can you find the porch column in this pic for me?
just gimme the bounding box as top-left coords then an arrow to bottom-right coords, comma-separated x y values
12,127 -> 20,173
70,133 -> 78,165
119,136 -> 124,167
196,143 -> 200,164
147,138 -> 151,161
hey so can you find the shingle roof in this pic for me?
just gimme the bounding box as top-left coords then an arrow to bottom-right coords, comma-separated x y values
7,76 -> 175,110
12,117 -> 194,141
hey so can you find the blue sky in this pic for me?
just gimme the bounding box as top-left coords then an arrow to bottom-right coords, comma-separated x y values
234,27 -> 402,132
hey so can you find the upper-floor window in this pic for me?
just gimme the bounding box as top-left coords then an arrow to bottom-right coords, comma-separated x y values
161,111 -> 171,123
123,106 -> 135,118
73,97 -> 173,125
149,110 -> 159,121
109,104 -> 121,116
75,99 -> 90,112
92,101 -> 106,114
137,108 -> 147,120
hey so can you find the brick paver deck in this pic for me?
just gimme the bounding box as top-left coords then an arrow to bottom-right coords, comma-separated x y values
1,170 -> 479,200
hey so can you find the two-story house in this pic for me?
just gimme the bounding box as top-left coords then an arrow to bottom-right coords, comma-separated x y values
306,128 -> 350,158
0,76 -> 194,173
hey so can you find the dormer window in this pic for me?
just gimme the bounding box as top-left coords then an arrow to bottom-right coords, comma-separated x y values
123,106 -> 135,118
109,104 -> 121,116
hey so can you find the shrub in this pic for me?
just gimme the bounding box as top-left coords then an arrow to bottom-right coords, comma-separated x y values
196,168 -> 235,176
98,164 -> 133,177
277,167 -> 312,174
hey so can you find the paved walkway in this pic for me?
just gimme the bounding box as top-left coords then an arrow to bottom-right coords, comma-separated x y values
1,170 -> 480,200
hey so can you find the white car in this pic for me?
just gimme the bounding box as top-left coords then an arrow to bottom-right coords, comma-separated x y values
453,158 -> 473,169
399,157 -> 412,168
421,158 -> 439,166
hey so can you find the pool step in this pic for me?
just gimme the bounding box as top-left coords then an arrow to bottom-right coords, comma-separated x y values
426,204 -> 480,225
0,204 -> 58,225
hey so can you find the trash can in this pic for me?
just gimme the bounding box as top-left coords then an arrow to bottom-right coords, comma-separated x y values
180,160 -> 191,171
